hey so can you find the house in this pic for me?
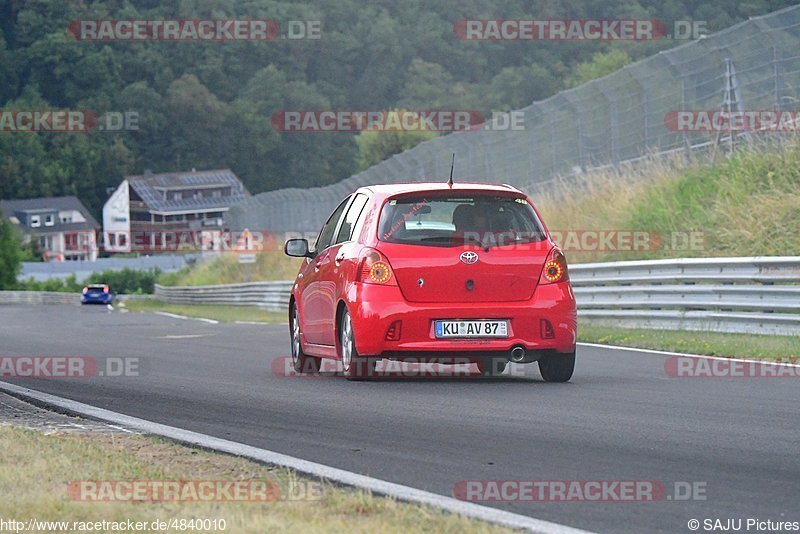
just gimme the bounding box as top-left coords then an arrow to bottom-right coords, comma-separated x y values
103,168 -> 249,253
0,196 -> 100,262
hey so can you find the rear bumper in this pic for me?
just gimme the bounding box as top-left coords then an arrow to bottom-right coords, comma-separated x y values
81,295 -> 111,304
348,281 -> 577,356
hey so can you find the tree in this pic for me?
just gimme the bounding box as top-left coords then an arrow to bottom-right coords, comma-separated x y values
564,50 -> 633,89
354,111 -> 438,170
0,211 -> 23,289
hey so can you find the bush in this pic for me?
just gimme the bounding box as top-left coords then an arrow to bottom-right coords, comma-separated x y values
84,268 -> 161,294
16,268 -> 160,294
16,274 -> 82,293
0,213 -> 23,289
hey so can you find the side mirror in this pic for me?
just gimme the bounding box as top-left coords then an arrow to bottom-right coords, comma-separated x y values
284,238 -> 312,258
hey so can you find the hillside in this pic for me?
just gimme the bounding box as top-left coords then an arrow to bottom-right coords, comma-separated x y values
1,0 -> 795,217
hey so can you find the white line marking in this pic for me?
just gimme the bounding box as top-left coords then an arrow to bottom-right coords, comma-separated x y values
153,311 -> 219,325
158,334 -> 214,340
577,342 -> 800,367
0,381 -> 593,534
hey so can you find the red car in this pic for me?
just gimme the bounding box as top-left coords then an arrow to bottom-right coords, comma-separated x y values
284,182 -> 577,381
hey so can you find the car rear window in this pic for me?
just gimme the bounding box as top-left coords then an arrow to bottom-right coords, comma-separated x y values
88,285 -> 107,291
378,193 -> 546,248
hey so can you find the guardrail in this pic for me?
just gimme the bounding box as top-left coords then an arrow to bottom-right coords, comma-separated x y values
570,256 -> 800,336
0,291 -> 78,305
153,257 -> 800,336
155,281 -> 293,312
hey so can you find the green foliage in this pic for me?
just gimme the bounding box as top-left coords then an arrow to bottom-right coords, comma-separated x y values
564,50 -> 633,88
16,268 -> 161,294
19,236 -> 44,262
16,274 -> 82,293
84,268 -> 161,294
0,211 -> 23,289
0,1 -> 796,218
623,143 -> 800,258
355,112 -> 439,170
159,252 -> 301,286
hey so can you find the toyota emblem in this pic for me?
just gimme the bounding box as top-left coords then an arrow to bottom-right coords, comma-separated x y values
460,251 -> 479,265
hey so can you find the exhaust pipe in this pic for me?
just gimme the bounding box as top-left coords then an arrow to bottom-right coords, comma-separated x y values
510,346 -> 526,363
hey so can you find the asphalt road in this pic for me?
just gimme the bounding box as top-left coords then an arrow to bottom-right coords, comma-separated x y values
1,304 -> 798,533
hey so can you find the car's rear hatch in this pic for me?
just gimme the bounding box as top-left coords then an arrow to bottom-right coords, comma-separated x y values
375,191 -> 552,303
378,241 -> 551,303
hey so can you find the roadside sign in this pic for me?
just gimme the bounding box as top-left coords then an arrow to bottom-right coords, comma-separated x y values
238,253 -> 257,264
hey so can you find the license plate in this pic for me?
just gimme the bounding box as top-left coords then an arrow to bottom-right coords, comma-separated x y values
434,320 -> 508,339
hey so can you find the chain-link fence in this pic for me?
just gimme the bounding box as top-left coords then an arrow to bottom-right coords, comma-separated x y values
227,5 -> 800,234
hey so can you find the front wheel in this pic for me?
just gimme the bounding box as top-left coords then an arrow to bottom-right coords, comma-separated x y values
538,352 -> 575,382
340,310 -> 376,381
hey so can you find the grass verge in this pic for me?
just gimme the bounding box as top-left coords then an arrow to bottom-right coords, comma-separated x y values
0,425 -> 511,533
536,142 -> 800,262
579,323 -> 800,360
159,252 -> 302,287
120,300 -> 285,324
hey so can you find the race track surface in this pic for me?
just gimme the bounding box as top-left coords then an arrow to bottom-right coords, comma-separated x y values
1,304 -> 797,533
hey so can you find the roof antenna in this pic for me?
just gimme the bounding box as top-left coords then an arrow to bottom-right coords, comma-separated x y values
448,153 -> 455,186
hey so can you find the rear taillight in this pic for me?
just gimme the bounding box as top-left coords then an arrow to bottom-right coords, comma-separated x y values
82,287 -> 88,295
103,285 -> 109,293
356,248 -> 397,285
539,247 -> 569,285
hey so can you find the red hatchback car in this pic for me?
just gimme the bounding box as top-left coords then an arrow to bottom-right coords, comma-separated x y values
284,182 -> 577,381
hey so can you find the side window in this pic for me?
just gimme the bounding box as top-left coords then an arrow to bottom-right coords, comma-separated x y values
315,197 -> 351,252
334,194 -> 369,244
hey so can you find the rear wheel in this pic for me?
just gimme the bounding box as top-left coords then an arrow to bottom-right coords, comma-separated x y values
340,310 -> 376,381
476,357 -> 508,377
538,352 -> 575,382
290,305 -> 321,374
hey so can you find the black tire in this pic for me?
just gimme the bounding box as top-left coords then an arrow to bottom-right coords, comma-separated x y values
538,351 -> 575,382
290,305 -> 321,374
476,357 -> 508,377
340,310 -> 376,381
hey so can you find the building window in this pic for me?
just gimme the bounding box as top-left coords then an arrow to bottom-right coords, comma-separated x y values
31,215 -> 41,228
45,215 -> 54,226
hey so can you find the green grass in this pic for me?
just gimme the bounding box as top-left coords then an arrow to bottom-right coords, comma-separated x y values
121,300 -> 286,324
579,323 -> 800,360
0,426 -> 513,533
159,252 -> 302,287
537,142 -> 800,263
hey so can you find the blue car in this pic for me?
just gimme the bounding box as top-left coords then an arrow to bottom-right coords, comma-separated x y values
81,284 -> 113,305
